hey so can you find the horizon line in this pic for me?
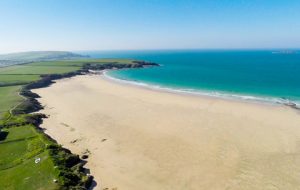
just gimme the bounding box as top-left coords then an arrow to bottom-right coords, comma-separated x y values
1,48 -> 300,55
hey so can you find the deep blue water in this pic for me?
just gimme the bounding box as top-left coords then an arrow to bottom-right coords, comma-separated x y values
83,50 -> 300,105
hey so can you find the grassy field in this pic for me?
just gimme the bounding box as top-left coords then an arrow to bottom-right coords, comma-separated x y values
0,59 -> 135,75
0,75 -> 41,87
0,58 -> 138,189
0,75 -> 40,83
0,65 -> 80,75
0,86 -> 24,117
0,125 -> 59,190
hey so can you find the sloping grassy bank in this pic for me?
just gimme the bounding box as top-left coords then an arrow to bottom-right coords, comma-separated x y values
0,59 -> 158,190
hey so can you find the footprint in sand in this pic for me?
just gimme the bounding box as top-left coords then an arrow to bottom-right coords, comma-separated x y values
70,137 -> 85,144
60,122 -> 70,127
60,123 -> 75,131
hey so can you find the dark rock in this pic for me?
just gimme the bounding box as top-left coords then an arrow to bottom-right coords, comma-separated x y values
81,154 -> 89,159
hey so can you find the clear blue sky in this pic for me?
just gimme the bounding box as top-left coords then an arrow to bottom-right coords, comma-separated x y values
0,0 -> 300,53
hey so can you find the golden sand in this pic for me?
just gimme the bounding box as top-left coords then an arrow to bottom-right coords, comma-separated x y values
33,75 -> 300,190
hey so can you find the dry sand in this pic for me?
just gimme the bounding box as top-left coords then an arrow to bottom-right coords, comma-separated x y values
33,75 -> 300,190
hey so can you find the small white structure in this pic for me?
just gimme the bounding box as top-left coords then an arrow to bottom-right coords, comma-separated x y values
35,157 -> 41,164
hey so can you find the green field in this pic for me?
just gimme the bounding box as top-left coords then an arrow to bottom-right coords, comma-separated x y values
0,75 -> 41,86
0,58 -> 138,189
0,125 -> 59,190
0,86 -> 24,117
0,59 -> 135,75
0,65 -> 80,75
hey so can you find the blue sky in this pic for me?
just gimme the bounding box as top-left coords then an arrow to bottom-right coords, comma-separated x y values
0,0 -> 300,53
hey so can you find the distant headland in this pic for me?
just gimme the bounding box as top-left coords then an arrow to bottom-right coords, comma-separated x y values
0,51 -> 89,67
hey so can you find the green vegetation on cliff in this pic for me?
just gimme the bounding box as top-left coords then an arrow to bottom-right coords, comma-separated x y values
0,125 -> 59,190
0,86 -> 24,117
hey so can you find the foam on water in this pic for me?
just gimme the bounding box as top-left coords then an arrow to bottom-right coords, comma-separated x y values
103,70 -> 300,108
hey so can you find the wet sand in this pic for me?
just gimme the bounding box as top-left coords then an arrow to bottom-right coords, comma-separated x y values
33,75 -> 300,190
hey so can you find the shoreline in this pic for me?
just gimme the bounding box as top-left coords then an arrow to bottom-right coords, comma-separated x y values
34,74 -> 300,190
103,70 -> 300,110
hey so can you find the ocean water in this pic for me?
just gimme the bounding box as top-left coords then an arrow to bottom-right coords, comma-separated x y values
84,50 -> 300,105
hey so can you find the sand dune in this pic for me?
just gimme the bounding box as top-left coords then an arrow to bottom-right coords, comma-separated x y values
33,75 -> 300,190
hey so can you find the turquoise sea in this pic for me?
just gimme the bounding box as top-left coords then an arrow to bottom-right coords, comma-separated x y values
84,50 -> 300,106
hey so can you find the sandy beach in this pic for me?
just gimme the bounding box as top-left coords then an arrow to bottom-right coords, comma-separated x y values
33,75 -> 300,190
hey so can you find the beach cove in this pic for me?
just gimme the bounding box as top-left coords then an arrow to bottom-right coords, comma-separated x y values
33,74 -> 300,190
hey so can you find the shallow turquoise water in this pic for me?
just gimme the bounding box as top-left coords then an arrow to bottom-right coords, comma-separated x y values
85,50 -> 300,104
